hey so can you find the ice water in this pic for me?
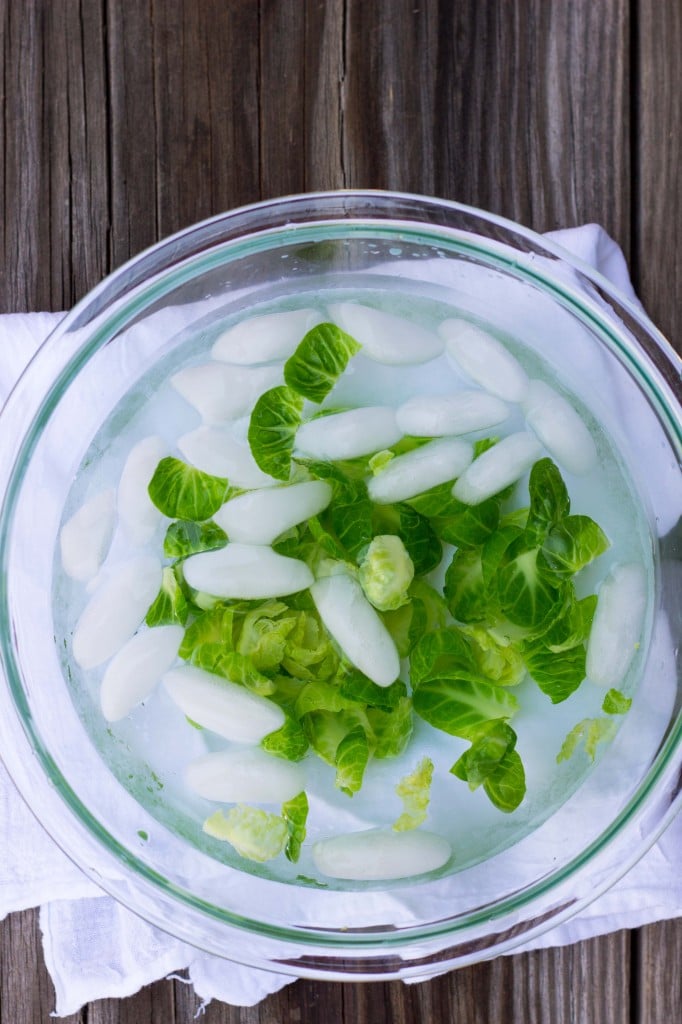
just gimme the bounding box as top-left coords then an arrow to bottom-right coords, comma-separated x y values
51,280 -> 655,887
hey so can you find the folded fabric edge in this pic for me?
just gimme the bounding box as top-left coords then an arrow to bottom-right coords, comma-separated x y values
0,878 -> 99,924
39,902 -> 190,1018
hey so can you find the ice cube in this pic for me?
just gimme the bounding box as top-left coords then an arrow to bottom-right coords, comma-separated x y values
60,489 -> 116,582
214,480 -> 332,545
185,748 -> 305,803
586,563 -> 647,688
100,624 -> 183,722
327,302 -> 444,364
452,431 -> 542,505
396,390 -> 510,437
523,379 -> 598,475
310,574 -> 400,686
367,437 -> 473,504
117,435 -> 167,545
211,308 -> 323,364
312,828 -> 451,880
163,665 -> 285,742
182,544 -> 314,599
439,320 -> 529,401
177,425 -> 280,488
171,362 -> 282,423
72,556 -> 162,670
295,407 -> 402,461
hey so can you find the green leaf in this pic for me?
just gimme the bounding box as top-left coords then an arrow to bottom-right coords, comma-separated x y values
526,458 -> 571,541
280,609 -> 340,680
557,717 -> 617,763
393,757 -> 434,831
295,679 -> 360,718
495,536 -> 564,630
410,628 -> 476,686
412,675 -> 519,740
443,548 -> 491,624
179,605 -> 238,659
366,696 -> 414,758
368,449 -> 395,474
189,646 -> 275,696
145,565 -> 189,626
163,519 -> 228,559
481,525 -> 525,588
435,497 -> 501,548
297,456 -> 368,486
335,725 -> 370,795
409,579 -> 450,631
329,478 -> 374,560
148,457 -> 231,520
451,720 -> 516,789
541,593 -> 597,652
404,479 -> 455,517
284,322 -> 361,403
337,668 -> 407,710
483,748 -> 526,812
380,578 -> 448,658
282,791 -> 309,862
358,534 -> 415,611
380,599 -> 427,658
602,688 -> 632,715
237,602 -> 298,671
473,437 -> 499,458
539,515 -> 610,578
268,673 -> 308,712
462,626 -> 526,687
372,503 -> 442,575
524,643 -> 586,703
302,461 -> 374,561
247,385 -> 305,481
285,516 -> 347,567
404,479 -> 500,548
261,715 -> 309,761
203,805 -> 288,862
500,507 -> 532,530
303,709 -> 369,764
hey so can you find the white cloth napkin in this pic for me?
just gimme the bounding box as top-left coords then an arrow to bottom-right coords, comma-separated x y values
0,225 -> 680,1016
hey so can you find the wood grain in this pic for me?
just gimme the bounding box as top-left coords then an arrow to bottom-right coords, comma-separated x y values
633,0 -> 682,346
0,0 -> 681,1022
0,909 -> 80,1024
341,0 -> 630,247
636,921 -> 682,1024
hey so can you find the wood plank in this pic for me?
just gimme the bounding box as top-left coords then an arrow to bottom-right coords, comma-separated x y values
0,0 -> 49,311
0,0 -> 109,311
379,934 -> 630,1024
0,909 -> 83,1024
151,0 -> 261,238
632,4 -> 682,1016
634,0 -> 682,348
44,0 -> 110,307
86,979 -> 176,1024
342,0 -> 630,247
259,0 -> 306,198
302,0 -> 346,191
106,0 -> 158,269
343,0 -> 440,195
636,921 -> 682,1024
163,933 -> 632,1024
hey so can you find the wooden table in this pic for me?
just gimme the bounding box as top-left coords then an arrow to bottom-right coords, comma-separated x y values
1,2 -> 680,1021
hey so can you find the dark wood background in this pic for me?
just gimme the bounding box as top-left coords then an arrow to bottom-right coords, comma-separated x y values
1,1 -> 680,1021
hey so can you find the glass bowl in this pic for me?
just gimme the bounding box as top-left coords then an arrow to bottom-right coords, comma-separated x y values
0,191 -> 680,980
